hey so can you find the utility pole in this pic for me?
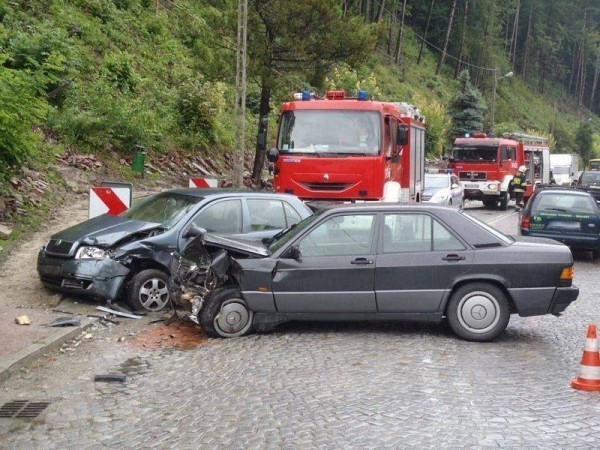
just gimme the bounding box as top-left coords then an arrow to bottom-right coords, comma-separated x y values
232,0 -> 248,188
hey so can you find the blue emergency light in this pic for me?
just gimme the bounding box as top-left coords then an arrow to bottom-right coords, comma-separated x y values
302,90 -> 311,101
358,90 -> 368,101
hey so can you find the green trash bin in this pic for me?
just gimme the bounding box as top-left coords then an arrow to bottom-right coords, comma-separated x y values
132,146 -> 146,174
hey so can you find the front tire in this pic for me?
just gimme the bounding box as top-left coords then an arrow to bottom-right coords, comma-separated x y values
499,192 -> 509,210
446,282 -> 510,342
127,269 -> 171,312
199,287 -> 254,338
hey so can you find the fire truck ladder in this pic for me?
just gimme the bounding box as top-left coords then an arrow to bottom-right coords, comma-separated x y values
502,132 -> 548,145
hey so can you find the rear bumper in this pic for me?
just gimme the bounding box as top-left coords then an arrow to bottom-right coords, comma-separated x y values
37,248 -> 129,301
520,230 -> 600,249
509,285 -> 579,317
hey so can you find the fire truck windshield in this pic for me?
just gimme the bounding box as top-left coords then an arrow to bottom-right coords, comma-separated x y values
452,146 -> 498,162
277,110 -> 381,155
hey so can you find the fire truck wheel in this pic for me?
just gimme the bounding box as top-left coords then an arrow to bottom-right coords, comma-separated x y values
499,192 -> 509,210
199,287 -> 254,338
446,282 -> 510,342
482,197 -> 496,209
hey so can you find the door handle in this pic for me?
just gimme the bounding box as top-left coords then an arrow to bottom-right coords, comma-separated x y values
442,254 -> 466,261
351,258 -> 374,265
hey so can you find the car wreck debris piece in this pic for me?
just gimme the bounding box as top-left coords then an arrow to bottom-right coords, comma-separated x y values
45,317 -> 81,327
94,374 -> 126,383
15,315 -> 31,325
97,306 -> 143,319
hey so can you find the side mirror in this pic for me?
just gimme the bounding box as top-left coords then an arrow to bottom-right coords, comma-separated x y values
396,124 -> 409,146
267,148 -> 279,163
283,245 -> 301,260
182,223 -> 207,239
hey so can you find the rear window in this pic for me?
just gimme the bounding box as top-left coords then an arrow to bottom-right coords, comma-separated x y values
533,193 -> 596,214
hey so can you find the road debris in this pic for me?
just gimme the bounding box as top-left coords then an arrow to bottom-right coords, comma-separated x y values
97,306 -> 143,319
45,317 -> 81,327
94,374 -> 126,383
15,315 -> 30,325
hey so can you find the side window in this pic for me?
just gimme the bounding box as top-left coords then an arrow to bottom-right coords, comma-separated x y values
193,199 -> 242,233
382,214 -> 466,253
283,202 -> 302,226
248,199 -> 286,231
383,214 -> 431,253
433,220 -> 466,251
298,214 -> 375,257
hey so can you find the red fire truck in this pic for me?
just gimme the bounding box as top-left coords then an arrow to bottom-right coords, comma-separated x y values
267,90 -> 426,202
448,132 -> 550,209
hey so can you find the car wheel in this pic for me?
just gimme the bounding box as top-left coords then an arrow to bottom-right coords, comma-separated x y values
127,269 -> 171,312
199,287 -> 254,338
446,282 -> 510,342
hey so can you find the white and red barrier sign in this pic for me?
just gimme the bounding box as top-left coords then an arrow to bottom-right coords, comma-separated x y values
189,177 -> 219,188
89,185 -> 132,219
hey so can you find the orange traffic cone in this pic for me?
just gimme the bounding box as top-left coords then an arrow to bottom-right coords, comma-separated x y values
571,324 -> 600,391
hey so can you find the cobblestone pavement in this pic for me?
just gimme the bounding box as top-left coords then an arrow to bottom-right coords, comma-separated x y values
1,202 -> 600,448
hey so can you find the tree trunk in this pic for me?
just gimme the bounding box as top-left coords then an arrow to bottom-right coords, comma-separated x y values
251,80 -> 272,183
417,0 -> 435,65
436,0 -> 458,76
454,0 -> 469,79
590,43 -> 600,112
394,0 -> 408,66
509,0 -> 520,72
521,0 -> 534,80
577,3 -> 588,111
376,0 -> 386,22
569,40 -> 579,94
388,1 -> 399,56
411,0 -> 425,26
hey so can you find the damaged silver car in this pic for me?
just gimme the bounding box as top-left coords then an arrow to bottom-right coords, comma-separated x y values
37,189 -> 311,312
175,203 -> 578,342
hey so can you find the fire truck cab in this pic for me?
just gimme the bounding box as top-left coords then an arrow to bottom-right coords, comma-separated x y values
267,90 -> 426,202
449,133 -> 524,210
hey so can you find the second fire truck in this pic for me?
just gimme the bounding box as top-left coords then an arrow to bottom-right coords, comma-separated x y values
448,132 -> 550,209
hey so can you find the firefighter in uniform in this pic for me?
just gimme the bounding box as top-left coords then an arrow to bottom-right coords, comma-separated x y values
511,165 -> 527,210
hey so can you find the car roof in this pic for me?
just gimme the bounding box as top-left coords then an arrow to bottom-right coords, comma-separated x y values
162,188 -> 301,200
308,202 -> 459,214
534,187 -> 594,197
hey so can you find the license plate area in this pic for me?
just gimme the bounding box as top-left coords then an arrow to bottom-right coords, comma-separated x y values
547,220 -> 581,231
465,183 -> 479,189
39,264 -> 62,276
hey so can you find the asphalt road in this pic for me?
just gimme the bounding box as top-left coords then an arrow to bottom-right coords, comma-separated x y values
1,200 -> 600,448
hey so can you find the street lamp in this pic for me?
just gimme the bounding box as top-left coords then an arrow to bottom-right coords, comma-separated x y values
491,69 -> 513,133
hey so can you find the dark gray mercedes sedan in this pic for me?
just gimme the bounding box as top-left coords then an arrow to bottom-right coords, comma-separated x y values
186,203 -> 578,342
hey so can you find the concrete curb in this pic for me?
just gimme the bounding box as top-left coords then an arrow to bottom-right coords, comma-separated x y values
0,318 -> 95,384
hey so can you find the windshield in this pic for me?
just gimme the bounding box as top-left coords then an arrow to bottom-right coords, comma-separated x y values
452,146 -> 498,162
533,193 -> 596,213
425,175 -> 450,189
121,192 -> 200,228
552,166 -> 570,174
581,172 -> 600,185
267,214 -> 320,253
461,212 -> 513,244
277,110 -> 381,155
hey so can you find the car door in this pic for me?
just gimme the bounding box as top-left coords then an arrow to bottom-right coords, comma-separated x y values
244,198 -> 304,240
375,212 -> 473,312
272,213 -> 378,313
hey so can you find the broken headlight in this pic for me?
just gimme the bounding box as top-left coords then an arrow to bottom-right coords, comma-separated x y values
75,246 -> 108,260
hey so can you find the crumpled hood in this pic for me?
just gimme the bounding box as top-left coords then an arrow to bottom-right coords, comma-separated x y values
50,214 -> 162,248
202,233 -> 270,257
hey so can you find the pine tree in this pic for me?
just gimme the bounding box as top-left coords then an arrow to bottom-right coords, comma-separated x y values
449,70 -> 487,138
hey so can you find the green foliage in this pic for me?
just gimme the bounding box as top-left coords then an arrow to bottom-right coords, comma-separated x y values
448,70 -> 487,138
323,64 -> 382,98
0,55 -> 49,177
575,122 -> 594,165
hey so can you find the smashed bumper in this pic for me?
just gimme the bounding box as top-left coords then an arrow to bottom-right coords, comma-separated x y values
37,247 -> 130,301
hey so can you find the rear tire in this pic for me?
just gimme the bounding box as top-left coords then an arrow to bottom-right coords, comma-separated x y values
446,282 -> 510,342
199,287 -> 254,338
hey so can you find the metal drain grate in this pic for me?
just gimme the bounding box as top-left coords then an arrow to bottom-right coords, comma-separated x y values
0,400 -> 50,418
